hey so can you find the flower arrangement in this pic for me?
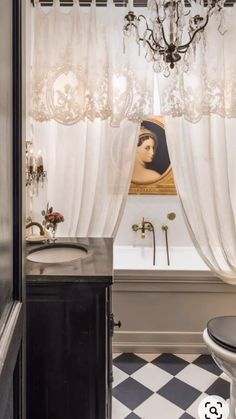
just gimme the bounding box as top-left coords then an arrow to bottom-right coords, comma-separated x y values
41,203 -> 64,241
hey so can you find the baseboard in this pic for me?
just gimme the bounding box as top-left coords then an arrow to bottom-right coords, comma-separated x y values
112,330 -> 208,354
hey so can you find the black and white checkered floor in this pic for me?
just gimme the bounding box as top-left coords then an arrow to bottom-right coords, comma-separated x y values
112,353 -> 231,419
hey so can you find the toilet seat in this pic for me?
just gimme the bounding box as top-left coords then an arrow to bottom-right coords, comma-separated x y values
207,316 -> 236,354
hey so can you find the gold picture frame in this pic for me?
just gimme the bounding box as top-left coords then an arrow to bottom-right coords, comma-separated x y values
129,116 -> 176,195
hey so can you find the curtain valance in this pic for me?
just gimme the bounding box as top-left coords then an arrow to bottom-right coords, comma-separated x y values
30,1 -> 154,126
160,9 -> 236,123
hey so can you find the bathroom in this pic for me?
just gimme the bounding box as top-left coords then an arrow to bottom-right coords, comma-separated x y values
1,0 -> 236,418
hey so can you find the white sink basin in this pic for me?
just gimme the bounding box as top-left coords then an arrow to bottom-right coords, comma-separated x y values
27,244 -> 88,264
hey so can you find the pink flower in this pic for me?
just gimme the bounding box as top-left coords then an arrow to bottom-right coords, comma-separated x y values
41,204 -> 65,231
46,212 -> 64,224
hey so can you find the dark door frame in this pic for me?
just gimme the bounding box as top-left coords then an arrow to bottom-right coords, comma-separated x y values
13,0 -> 24,417
0,0 -> 24,418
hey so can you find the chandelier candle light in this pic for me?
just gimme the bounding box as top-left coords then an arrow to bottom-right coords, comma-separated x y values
123,0 -> 226,76
26,140 -> 47,191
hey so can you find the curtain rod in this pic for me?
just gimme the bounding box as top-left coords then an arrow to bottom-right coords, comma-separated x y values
30,0 -> 131,6
30,0 -> 236,7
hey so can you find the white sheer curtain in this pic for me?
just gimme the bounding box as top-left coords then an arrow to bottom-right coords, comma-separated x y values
30,119 -> 139,236
29,2 -> 154,237
160,8 -> 236,284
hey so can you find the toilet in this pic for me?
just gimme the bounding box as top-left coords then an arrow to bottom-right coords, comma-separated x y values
203,316 -> 236,419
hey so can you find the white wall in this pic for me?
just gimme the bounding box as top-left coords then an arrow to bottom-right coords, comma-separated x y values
115,194 -> 194,247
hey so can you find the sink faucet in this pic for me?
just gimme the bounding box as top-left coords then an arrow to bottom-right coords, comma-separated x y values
132,217 -> 156,265
26,221 -> 44,236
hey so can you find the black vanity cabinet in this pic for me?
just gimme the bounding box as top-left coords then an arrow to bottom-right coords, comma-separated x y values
26,238 -> 113,419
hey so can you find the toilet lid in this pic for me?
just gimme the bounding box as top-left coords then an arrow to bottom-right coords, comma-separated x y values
207,316 -> 236,353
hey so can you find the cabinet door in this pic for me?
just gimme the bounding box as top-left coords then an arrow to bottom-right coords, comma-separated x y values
27,283 -> 110,419
26,296 -> 66,419
65,285 -> 107,419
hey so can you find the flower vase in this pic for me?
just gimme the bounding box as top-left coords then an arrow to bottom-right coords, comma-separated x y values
51,224 -> 57,242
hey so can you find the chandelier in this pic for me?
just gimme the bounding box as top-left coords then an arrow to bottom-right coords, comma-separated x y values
123,0 -> 226,76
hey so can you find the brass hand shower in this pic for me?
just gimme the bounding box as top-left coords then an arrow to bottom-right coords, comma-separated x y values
161,212 -> 176,266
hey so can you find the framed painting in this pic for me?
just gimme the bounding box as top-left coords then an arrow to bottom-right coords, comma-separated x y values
129,116 -> 176,195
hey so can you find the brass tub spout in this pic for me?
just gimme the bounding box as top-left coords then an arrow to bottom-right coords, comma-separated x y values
132,217 -> 156,266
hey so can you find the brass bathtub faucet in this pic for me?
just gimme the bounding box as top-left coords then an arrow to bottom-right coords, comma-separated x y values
132,217 -> 156,265
132,217 -> 154,239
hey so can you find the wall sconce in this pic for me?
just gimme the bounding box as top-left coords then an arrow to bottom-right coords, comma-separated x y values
25,140 -> 47,193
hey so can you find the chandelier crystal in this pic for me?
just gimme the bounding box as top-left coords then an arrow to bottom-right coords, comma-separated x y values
123,0 -> 226,76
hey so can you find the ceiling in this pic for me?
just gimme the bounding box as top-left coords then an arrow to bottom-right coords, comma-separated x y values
35,0 -> 236,7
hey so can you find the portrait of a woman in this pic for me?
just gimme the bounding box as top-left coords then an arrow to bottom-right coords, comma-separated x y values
130,116 -> 176,195
131,127 -> 161,184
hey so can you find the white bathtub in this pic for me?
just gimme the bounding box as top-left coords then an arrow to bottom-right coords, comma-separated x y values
112,245 -> 229,354
113,245 -> 210,271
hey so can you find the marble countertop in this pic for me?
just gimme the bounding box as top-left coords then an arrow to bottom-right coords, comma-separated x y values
25,237 -> 113,283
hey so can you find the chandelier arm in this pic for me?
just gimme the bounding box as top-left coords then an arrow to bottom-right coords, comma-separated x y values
174,1 -> 181,44
175,2 -> 189,28
176,1 -> 180,25
159,22 -> 171,48
178,13 -> 210,51
147,28 -> 159,44
137,19 -> 160,47
139,16 -> 168,49
137,14 -> 149,30
143,37 -> 164,52
143,22 -> 170,49
182,0 -> 191,19
154,3 -> 171,47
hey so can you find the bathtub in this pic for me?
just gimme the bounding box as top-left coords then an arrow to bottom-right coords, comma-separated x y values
112,245 -> 236,353
113,245 -> 210,272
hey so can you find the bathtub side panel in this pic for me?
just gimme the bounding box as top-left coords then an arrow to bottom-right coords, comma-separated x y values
112,273 -> 236,353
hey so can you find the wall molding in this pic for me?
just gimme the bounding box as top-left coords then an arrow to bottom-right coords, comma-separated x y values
113,331 -> 207,354
113,270 -> 236,293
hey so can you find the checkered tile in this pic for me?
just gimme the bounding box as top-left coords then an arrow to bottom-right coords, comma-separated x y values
112,353 -> 231,419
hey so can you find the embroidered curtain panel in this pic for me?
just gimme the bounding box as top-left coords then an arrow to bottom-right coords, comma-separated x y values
159,9 -> 236,122
30,1 -> 154,127
28,1 -> 153,237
